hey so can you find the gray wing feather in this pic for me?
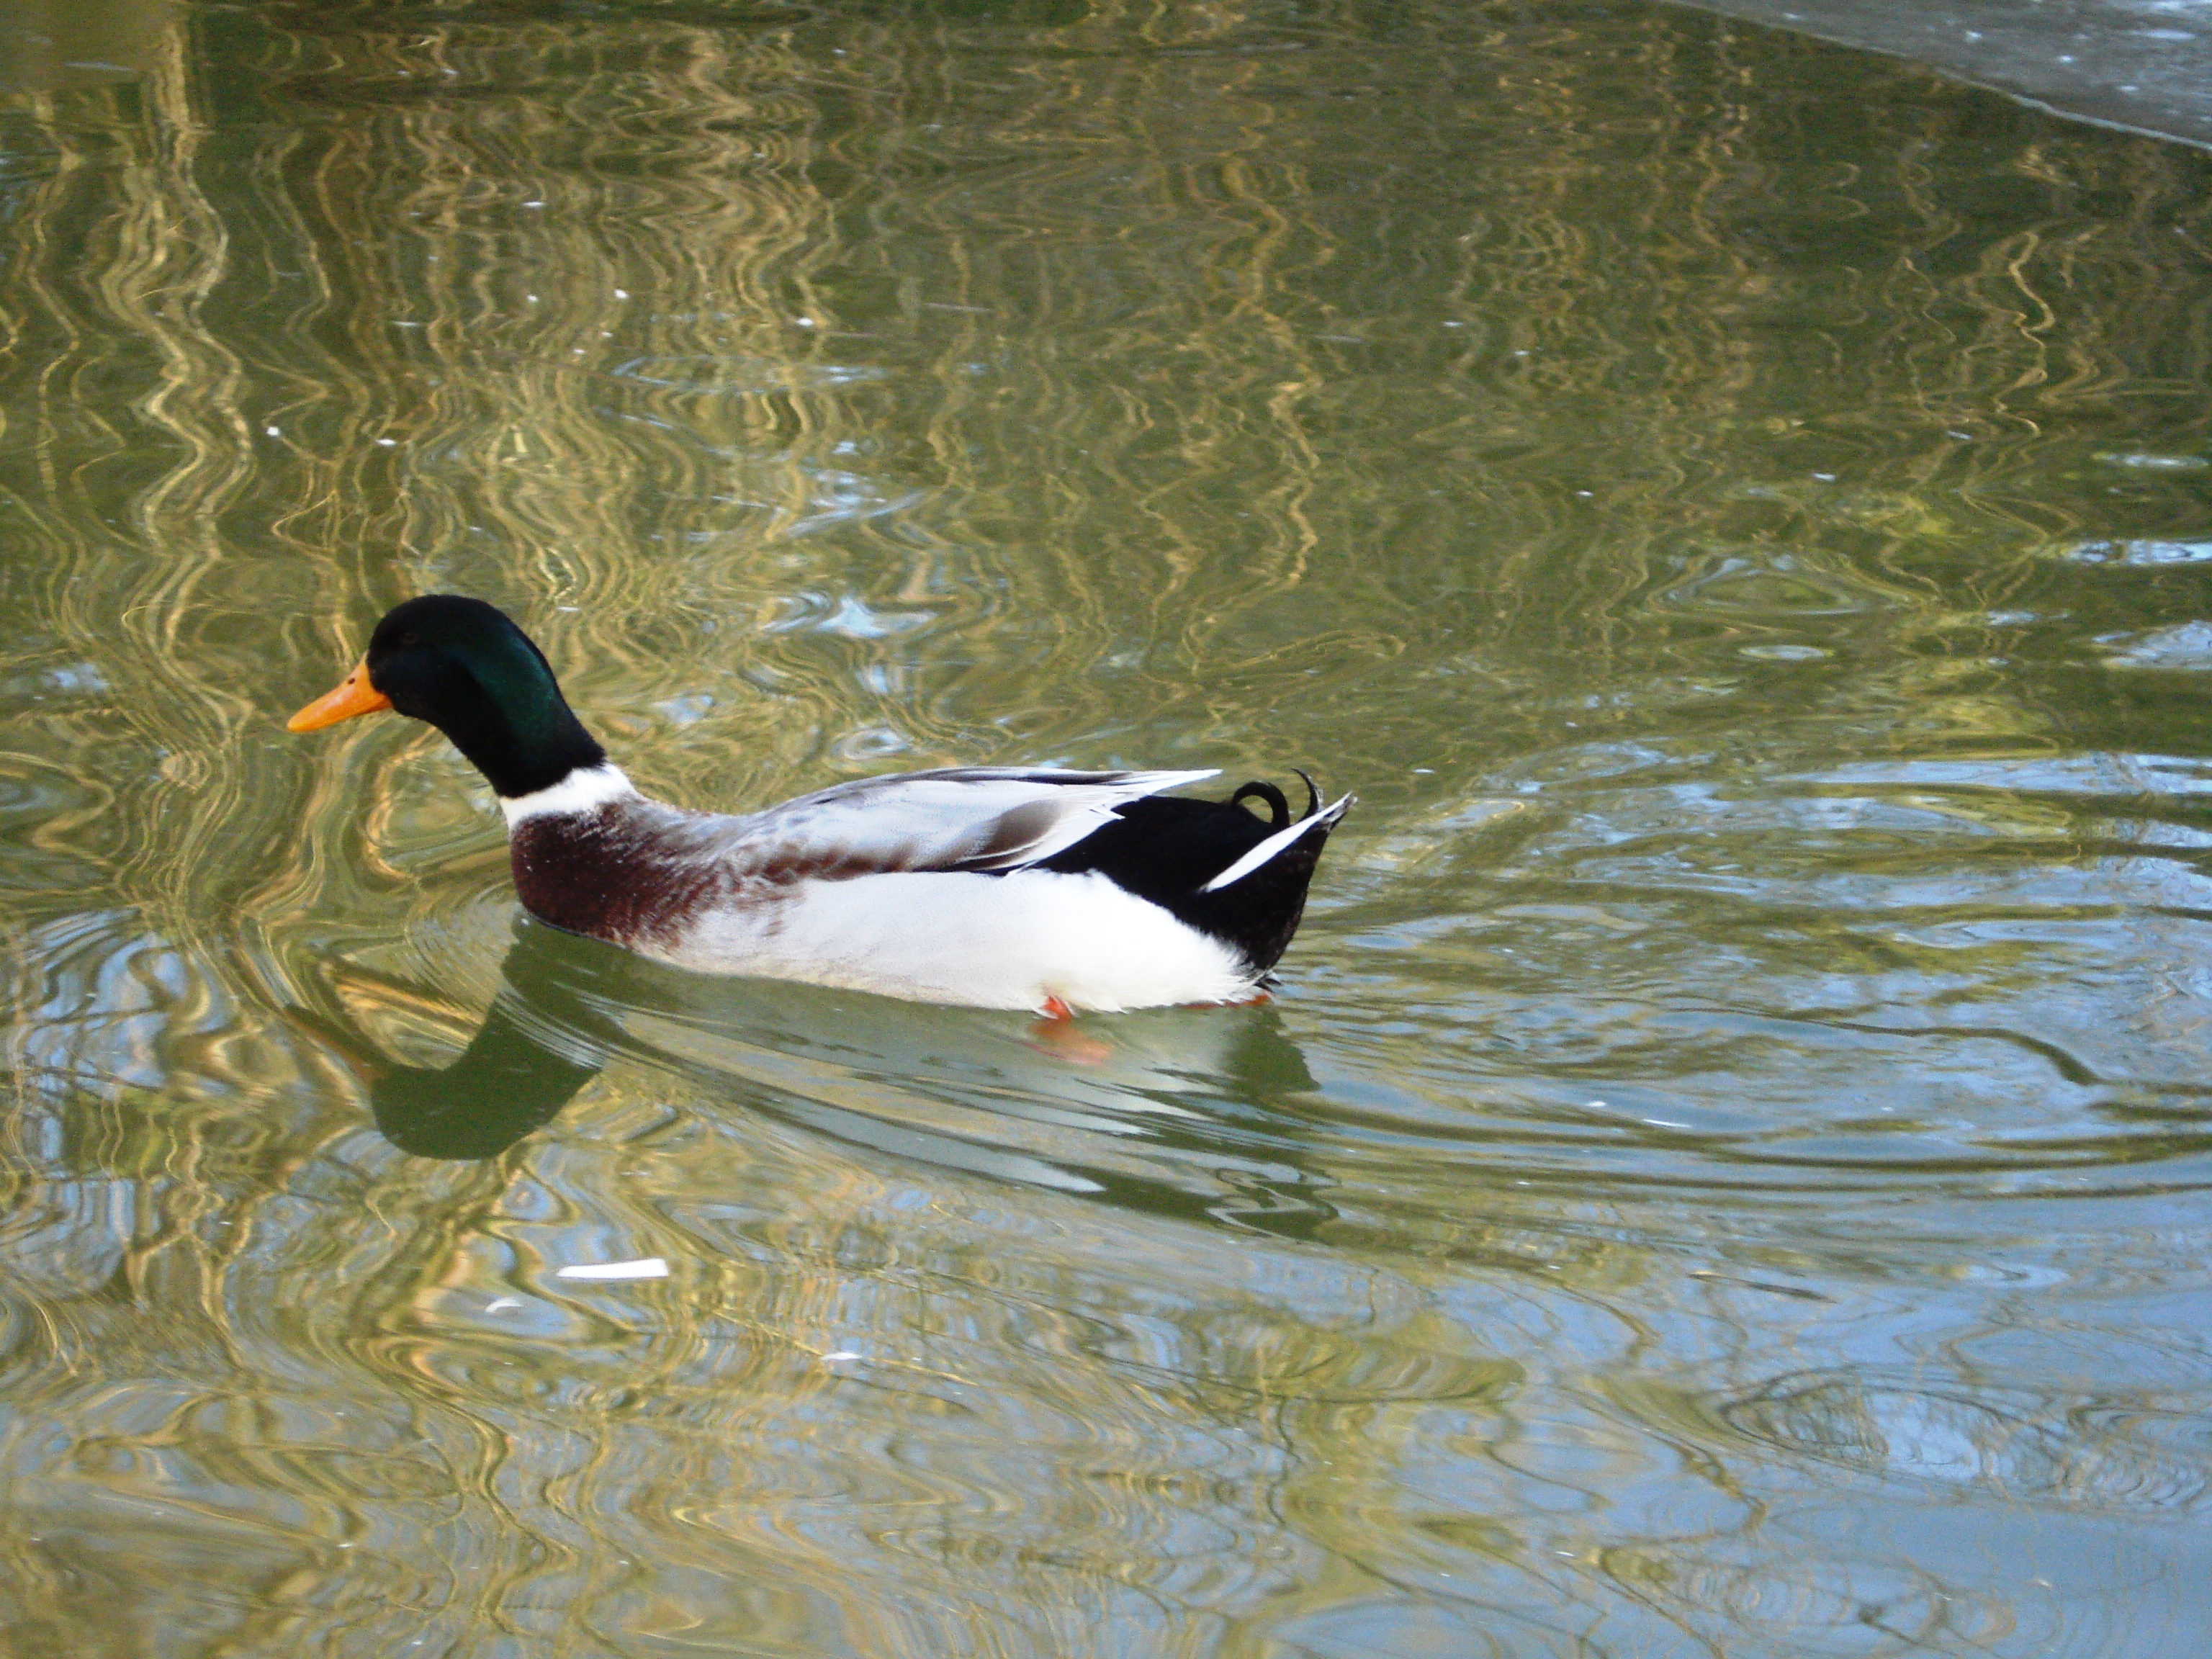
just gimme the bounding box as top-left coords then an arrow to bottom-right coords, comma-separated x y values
663,767 -> 1220,881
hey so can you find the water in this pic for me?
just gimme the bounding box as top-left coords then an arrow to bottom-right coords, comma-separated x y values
4,2 -> 2211,1654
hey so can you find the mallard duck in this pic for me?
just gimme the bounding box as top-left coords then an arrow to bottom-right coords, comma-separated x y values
288,595 -> 1352,1015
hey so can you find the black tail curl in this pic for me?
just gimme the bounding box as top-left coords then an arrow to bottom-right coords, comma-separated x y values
1228,771 -> 1322,828
1230,779 -> 1290,826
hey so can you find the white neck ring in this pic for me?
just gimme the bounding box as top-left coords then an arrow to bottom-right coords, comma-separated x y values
500,763 -> 637,827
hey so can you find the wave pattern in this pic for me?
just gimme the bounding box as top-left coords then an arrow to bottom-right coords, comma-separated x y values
3,1 -> 2211,1655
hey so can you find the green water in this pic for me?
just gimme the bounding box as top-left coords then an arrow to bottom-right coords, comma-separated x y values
4,1 -> 2211,1653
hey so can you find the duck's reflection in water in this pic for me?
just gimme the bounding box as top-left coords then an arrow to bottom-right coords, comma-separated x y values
307,919 -> 1334,1233
364,938 -> 606,1160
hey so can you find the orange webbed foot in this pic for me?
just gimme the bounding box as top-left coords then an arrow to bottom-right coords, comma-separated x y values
1028,996 -> 1112,1065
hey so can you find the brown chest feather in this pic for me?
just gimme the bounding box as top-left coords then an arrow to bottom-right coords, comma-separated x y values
509,809 -> 728,945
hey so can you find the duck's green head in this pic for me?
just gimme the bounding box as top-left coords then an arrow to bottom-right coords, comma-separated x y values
288,595 -> 606,799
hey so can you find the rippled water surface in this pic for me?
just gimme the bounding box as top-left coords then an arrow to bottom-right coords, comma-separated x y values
4,1 -> 2212,1654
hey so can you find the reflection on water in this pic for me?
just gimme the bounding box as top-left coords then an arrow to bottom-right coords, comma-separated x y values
328,917 -> 1334,1229
343,929 -> 604,1161
3,0 -> 2211,1653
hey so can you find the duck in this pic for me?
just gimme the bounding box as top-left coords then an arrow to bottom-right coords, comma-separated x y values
288,595 -> 1352,1015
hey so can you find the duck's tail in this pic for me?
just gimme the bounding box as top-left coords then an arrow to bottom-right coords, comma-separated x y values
1034,772 -> 1354,977
1201,773 -> 1354,894
1183,774 -> 1353,976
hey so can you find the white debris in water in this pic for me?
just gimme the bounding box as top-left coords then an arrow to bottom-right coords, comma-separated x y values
555,1258 -> 668,1281
2100,619 -> 2212,671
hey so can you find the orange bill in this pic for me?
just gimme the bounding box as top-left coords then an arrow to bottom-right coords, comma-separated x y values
287,659 -> 392,732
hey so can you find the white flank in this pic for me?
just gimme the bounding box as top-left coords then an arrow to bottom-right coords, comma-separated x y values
500,763 -> 637,826
1199,793 -> 1355,894
662,867 -> 1256,1012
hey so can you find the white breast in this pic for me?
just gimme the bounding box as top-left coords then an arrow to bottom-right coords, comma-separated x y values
643,868 -> 1257,1012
